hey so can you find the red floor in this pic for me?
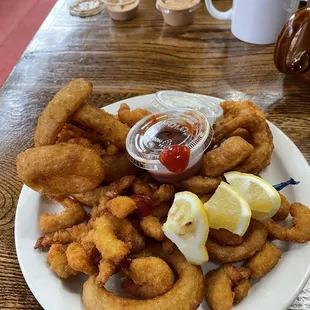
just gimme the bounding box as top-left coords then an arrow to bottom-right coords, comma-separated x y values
0,0 -> 57,86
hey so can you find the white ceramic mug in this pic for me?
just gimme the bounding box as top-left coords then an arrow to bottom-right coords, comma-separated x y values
205,0 -> 300,44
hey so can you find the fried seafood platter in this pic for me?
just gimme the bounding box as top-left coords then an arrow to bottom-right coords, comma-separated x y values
15,79 -> 310,310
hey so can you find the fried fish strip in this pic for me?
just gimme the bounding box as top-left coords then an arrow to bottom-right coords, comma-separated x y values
39,197 -> 87,234
266,203 -> 310,243
66,242 -> 97,275
176,176 -> 221,195
118,103 -> 151,127
246,243 -> 281,279
203,136 -> 254,177
83,246 -> 204,310
72,104 -> 130,150
209,228 -> 243,246
16,144 -> 105,195
34,78 -> 92,146
102,153 -> 139,184
272,193 -> 290,222
204,265 -> 251,310
122,257 -> 173,299
34,223 -> 90,250
47,244 -> 77,279
206,220 -> 268,263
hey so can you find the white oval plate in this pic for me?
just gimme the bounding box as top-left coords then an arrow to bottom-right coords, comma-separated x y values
15,94 -> 310,310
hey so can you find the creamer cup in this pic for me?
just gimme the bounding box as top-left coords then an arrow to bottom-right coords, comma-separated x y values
103,0 -> 139,21
156,0 -> 201,26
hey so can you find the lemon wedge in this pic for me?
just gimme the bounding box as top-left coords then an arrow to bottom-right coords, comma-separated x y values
162,191 -> 209,265
204,181 -> 251,236
224,171 -> 281,221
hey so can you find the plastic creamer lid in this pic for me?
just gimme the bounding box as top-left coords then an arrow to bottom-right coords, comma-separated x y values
152,90 -> 223,125
126,108 -> 212,171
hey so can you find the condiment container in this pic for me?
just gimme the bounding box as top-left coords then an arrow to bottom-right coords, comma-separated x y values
103,0 -> 139,21
152,90 -> 223,125
156,0 -> 201,26
126,108 -> 212,183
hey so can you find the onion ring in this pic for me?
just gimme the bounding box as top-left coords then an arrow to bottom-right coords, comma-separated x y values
206,220 -> 268,263
82,246 -> 204,310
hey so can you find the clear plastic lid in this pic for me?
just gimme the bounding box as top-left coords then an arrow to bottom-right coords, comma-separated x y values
103,0 -> 137,5
151,90 -> 223,125
126,108 -> 212,172
156,0 -> 200,13
69,0 -> 105,17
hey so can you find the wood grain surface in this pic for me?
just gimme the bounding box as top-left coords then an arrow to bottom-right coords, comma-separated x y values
0,0 -> 309,309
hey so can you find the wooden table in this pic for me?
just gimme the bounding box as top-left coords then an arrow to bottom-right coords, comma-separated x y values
1,0 -> 309,309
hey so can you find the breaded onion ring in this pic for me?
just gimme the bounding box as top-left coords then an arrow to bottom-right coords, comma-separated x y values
16,143 -> 105,195
203,136 -> 254,177
206,220 -> 268,263
35,78 -> 92,146
83,246 -> 204,310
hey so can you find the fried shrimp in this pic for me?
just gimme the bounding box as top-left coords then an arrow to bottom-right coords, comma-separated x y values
34,78 -> 92,147
213,113 -> 273,174
233,279 -> 251,304
121,257 -> 173,299
204,265 -> 251,310
73,175 -> 136,207
39,197 -> 87,234
83,246 -> 204,310
47,244 -> 77,279
152,184 -> 174,203
209,228 -> 243,246
93,212 -> 145,286
106,196 -> 137,219
140,216 -> 164,241
176,176 -> 221,195
34,222 -> 90,250
206,220 -> 268,263
266,203 -> 310,243
118,103 -> 151,127
66,242 -> 97,275
246,243 -> 281,278
203,136 -> 254,177
72,104 -> 130,150
272,193 -> 290,222
16,144 -> 105,195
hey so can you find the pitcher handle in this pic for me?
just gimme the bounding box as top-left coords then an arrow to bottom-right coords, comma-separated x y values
274,7 -> 310,74
204,0 -> 232,20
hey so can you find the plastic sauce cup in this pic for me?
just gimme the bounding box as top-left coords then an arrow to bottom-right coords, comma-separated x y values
156,0 -> 201,26
152,90 -> 223,125
126,108 -> 212,183
103,0 -> 139,21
